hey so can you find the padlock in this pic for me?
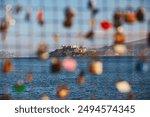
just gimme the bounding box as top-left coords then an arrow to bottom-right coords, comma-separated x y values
15,4 -> 22,14
88,0 -> 99,16
62,58 -> 77,72
76,71 -> 85,85
37,9 -> 45,25
0,20 -> 9,32
100,20 -> 112,31
116,80 -> 131,93
63,7 -> 76,28
14,80 -> 25,93
136,7 -> 145,22
92,9 -> 99,16
124,8 -> 136,24
113,44 -> 127,55
136,60 -> 149,72
88,0 -> 94,10
0,19 -> 10,41
85,30 -> 95,40
114,31 -> 126,44
113,9 -> 123,28
63,18 -> 73,28
3,58 -> 13,73
89,60 -> 103,75
37,43 -> 49,60
51,58 -> 61,73
56,85 -> 69,99
41,95 -> 50,100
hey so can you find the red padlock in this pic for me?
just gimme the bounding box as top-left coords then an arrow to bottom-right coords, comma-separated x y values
100,21 -> 112,31
37,9 -> 45,25
62,58 -> 77,72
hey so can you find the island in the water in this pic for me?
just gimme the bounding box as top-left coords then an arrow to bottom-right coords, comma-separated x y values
49,45 -> 99,57
49,39 -> 150,57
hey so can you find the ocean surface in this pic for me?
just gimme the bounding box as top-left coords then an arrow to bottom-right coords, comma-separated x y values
0,57 -> 150,100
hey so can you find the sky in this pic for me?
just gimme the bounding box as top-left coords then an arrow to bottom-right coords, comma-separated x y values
0,0 -> 150,56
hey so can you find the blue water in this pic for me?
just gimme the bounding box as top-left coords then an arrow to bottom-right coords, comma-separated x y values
0,57 -> 150,100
